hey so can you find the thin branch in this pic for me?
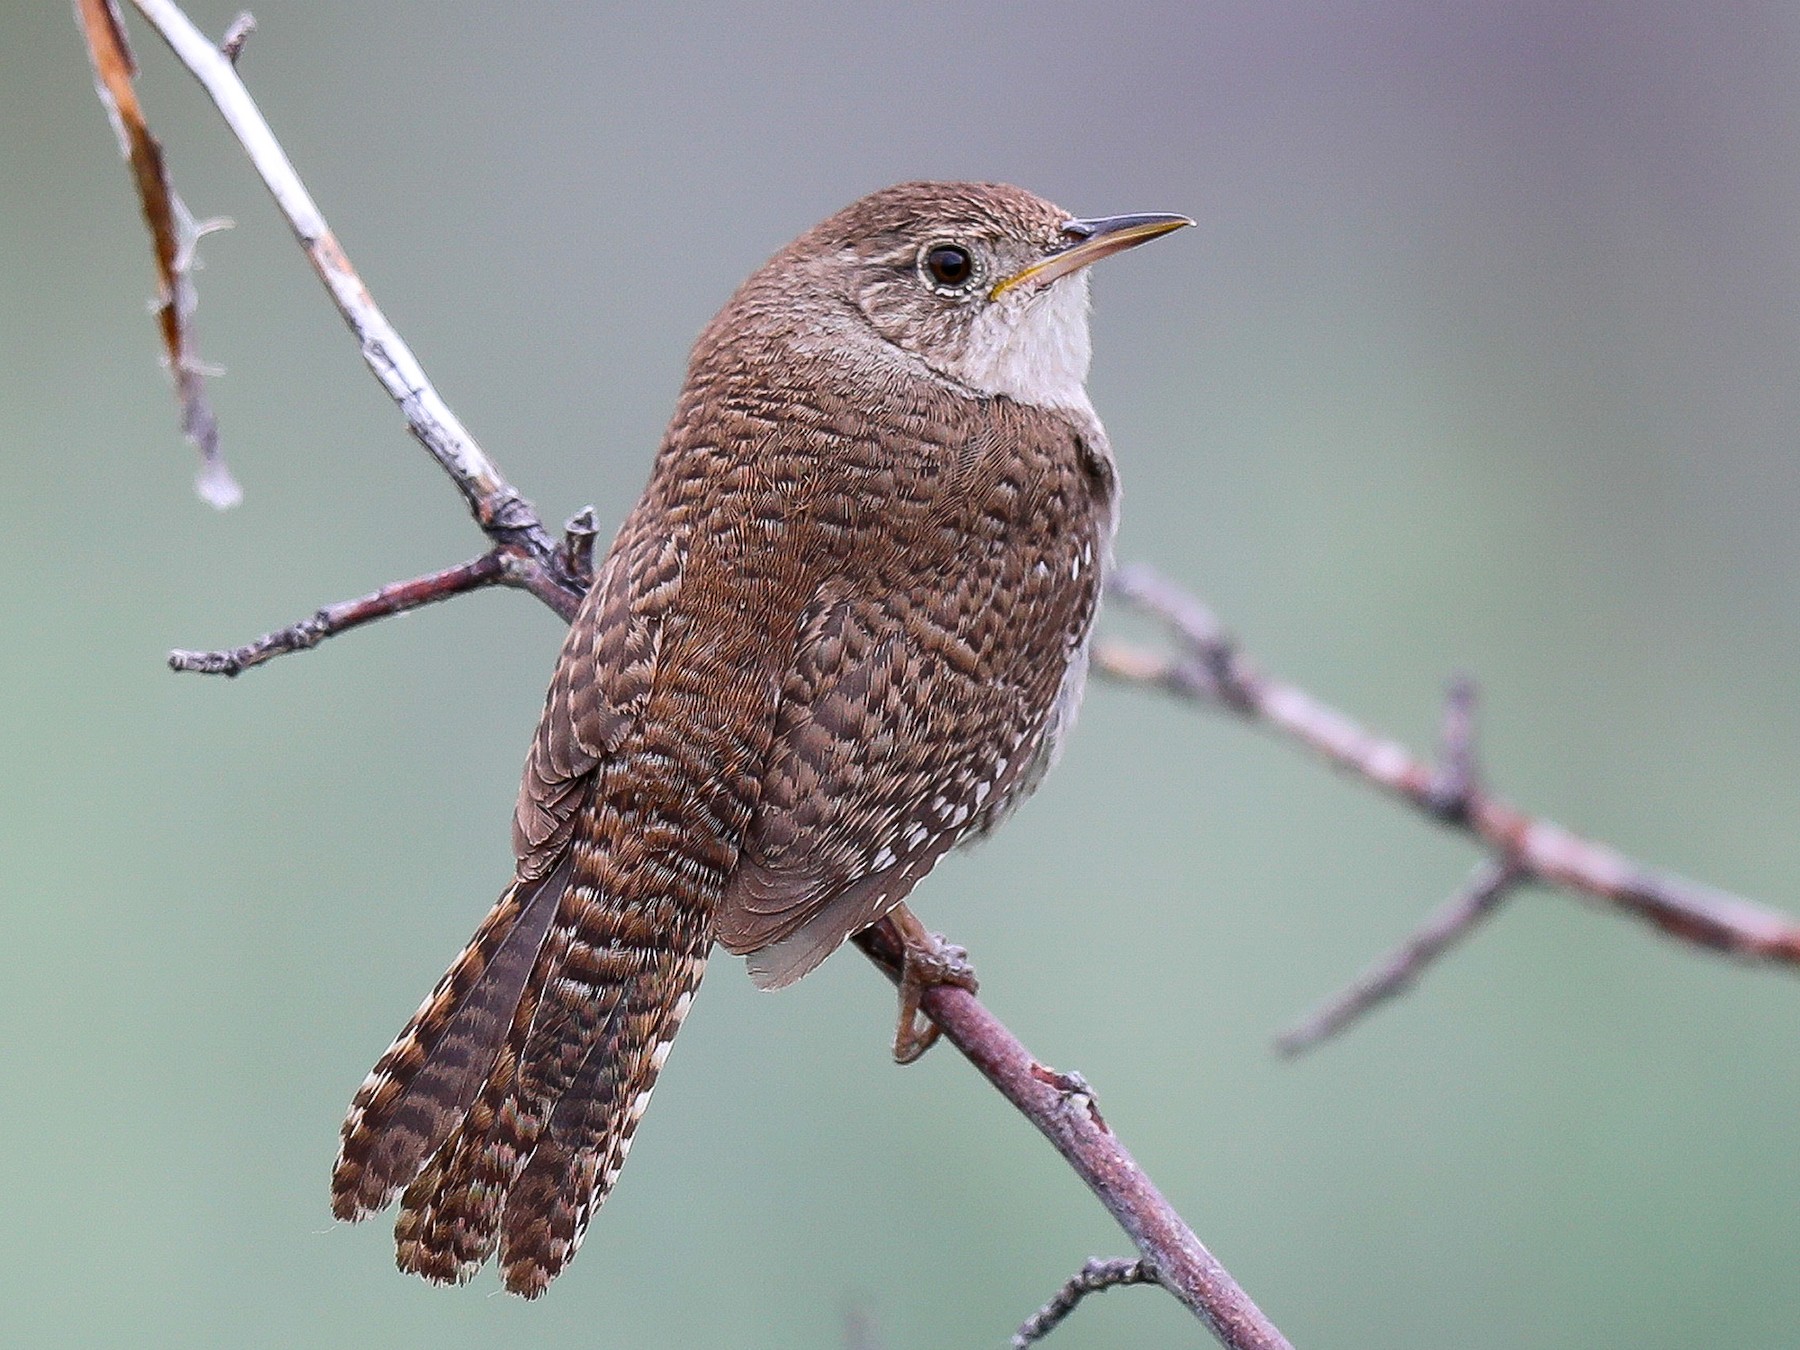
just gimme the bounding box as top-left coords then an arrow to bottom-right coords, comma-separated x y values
168,550 -> 513,676
99,7 -> 1289,1348
127,0 -> 555,557
1273,679 -> 1527,1054
854,920 -> 1291,1350
1275,858 -> 1527,1056
1012,1257 -> 1163,1349
1098,562 -> 1800,969
76,0 -> 239,508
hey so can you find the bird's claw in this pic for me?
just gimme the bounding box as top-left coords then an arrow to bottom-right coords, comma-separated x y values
892,932 -> 979,1065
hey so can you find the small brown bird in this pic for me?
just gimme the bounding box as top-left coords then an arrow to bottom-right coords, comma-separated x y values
329,181 -> 1189,1295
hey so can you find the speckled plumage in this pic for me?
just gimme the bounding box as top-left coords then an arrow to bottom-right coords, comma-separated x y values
330,181 -> 1181,1295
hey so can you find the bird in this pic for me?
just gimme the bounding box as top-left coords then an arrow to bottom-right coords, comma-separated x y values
328,181 -> 1190,1296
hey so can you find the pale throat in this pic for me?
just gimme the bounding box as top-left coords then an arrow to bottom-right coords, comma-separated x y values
945,272 -> 1096,415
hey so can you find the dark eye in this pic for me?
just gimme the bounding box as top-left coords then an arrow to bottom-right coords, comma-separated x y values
922,242 -> 976,290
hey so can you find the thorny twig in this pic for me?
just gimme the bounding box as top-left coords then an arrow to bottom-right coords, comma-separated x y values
86,5 -> 1290,1348
117,0 -> 562,565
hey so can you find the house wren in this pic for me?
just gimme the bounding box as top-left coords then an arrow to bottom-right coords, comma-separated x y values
329,181 -> 1189,1295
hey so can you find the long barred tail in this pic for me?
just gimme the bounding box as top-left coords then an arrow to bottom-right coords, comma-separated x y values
392,914 -> 708,1296
330,856 -> 576,1221
331,788 -> 721,1296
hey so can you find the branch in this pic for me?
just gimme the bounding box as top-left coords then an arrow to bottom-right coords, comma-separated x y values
167,550 -> 510,676
1274,857 -> 1526,1056
854,925 -> 1289,1350
121,0 -> 560,561
1098,562 -> 1800,1035
93,6 -> 1289,1347
1011,1257 -> 1162,1349
167,506 -> 602,678
76,0 -> 239,508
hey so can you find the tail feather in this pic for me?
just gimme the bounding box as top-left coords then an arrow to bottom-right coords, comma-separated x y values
339,725 -> 739,1296
331,856 -> 572,1220
391,911 -> 586,1285
391,939 -> 562,1284
500,949 -> 706,1294
386,849 -> 716,1294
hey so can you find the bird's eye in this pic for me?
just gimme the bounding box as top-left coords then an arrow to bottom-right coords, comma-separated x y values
921,242 -> 978,292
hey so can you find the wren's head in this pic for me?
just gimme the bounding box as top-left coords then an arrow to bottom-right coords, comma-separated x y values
717,182 -> 1190,414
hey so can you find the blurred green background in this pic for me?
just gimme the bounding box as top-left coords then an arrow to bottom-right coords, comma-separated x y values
6,2 -> 1799,1346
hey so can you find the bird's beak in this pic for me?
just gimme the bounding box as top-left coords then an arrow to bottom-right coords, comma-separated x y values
989,212 -> 1194,300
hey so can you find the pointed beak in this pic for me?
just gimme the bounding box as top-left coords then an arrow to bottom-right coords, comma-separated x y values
989,212 -> 1194,300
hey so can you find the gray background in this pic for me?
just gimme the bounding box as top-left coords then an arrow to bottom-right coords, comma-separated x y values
5,1 -> 1799,1346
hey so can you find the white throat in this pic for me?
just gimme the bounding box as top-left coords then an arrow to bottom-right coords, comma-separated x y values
946,272 -> 1095,414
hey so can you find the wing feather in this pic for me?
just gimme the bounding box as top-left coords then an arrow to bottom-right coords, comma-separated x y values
718,399 -> 1108,978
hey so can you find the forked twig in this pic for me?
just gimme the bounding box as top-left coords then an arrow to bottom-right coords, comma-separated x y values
854,923 -> 1285,1349
1098,564 -> 1800,1004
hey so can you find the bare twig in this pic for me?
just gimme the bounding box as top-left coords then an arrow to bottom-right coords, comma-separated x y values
841,1307 -> 883,1350
95,6 -> 1290,1348
218,11 -> 253,63
168,550 -> 512,676
76,0 -> 239,508
124,0 -> 553,558
1098,562 -> 1800,971
1426,674 -> 1479,820
559,506 -> 599,590
1275,857 -> 1527,1055
128,0 -> 584,667
855,919 -> 1290,1350
1271,678 -> 1530,1053
1012,1257 -> 1163,1349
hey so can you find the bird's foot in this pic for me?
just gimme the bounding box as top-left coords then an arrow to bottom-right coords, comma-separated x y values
891,919 -> 980,1065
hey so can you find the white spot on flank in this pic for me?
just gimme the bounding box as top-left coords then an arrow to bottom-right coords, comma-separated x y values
974,781 -> 990,806
650,1039 -> 673,1071
871,845 -> 897,870
627,1089 -> 654,1121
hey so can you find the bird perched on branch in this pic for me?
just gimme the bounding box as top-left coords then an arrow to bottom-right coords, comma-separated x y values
329,181 -> 1189,1295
